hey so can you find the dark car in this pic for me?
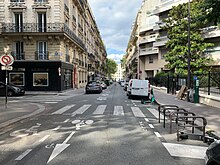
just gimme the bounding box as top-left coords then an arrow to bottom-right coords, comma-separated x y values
205,140 -> 220,165
0,82 -> 25,96
85,81 -> 102,94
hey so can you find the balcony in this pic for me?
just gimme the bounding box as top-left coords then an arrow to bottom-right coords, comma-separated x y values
139,47 -> 159,56
203,26 -> 220,39
2,23 -> 86,51
140,34 -> 157,44
153,36 -> 169,47
35,51 -> 49,60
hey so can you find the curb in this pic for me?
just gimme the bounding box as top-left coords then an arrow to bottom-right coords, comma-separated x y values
0,103 -> 45,130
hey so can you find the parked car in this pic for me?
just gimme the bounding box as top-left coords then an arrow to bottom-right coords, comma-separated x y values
127,79 -> 150,99
205,140 -> 220,165
100,81 -> 107,89
85,81 -> 102,94
0,82 -> 25,96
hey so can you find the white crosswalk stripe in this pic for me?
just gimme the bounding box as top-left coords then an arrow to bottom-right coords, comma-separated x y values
113,106 -> 124,116
93,105 -> 107,115
131,107 -> 146,117
72,104 -> 91,116
52,104 -> 75,115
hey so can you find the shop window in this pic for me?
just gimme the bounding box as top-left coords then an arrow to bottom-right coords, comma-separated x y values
9,73 -> 25,86
33,73 -> 48,86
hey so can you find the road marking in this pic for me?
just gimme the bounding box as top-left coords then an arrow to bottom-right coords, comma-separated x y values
147,108 -> 159,118
52,104 -> 75,115
47,131 -> 75,163
44,102 -> 58,104
154,132 -> 162,138
113,106 -> 124,116
93,105 -> 107,115
72,105 -> 91,116
162,143 -> 208,159
15,149 -> 32,160
39,135 -> 50,142
97,97 -> 107,101
149,124 -> 154,128
144,118 -> 149,122
131,107 -> 146,117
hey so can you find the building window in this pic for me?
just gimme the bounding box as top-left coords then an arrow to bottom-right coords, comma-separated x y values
35,0 -> 48,2
11,0 -> 24,2
38,13 -> 46,32
14,41 -> 24,60
149,56 -> 153,63
37,41 -> 48,60
33,73 -> 48,86
9,73 -> 25,86
14,13 -> 23,32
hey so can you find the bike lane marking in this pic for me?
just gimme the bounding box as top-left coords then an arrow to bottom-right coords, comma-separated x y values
47,131 -> 75,163
15,149 -> 32,161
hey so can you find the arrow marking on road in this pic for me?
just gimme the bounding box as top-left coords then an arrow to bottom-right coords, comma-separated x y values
47,131 -> 75,163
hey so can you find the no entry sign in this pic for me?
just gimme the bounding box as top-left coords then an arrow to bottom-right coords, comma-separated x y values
0,54 -> 14,66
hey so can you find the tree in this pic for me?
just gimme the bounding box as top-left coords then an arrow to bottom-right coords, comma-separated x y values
106,58 -> 117,78
163,0 -> 213,75
203,0 -> 220,25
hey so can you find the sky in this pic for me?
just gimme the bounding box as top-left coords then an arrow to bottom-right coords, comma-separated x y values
88,0 -> 143,64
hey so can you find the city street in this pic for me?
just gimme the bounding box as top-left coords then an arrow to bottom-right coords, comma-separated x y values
0,83 -> 207,165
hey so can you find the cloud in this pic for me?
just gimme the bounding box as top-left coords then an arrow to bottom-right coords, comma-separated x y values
88,0 -> 143,61
108,53 -> 124,64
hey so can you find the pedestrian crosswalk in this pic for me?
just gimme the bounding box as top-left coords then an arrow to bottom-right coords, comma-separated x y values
52,104 -> 147,118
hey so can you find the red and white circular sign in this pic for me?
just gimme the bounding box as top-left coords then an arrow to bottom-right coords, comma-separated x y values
0,54 -> 14,66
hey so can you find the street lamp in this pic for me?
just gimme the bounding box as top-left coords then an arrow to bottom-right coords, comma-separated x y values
187,0 -> 191,102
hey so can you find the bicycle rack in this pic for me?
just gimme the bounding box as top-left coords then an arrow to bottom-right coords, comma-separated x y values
158,104 -> 179,123
177,116 -> 207,143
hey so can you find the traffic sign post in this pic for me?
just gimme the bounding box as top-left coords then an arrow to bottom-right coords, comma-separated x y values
0,54 -> 14,109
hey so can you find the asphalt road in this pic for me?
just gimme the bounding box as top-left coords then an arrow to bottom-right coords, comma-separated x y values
0,83 -> 207,165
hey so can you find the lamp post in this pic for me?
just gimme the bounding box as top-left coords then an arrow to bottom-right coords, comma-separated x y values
187,0 -> 191,102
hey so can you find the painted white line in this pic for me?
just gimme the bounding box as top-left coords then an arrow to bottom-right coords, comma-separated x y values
131,100 -> 141,103
113,106 -> 124,116
39,135 -> 50,143
15,149 -> 32,160
97,97 -> 107,101
144,118 -> 149,122
93,105 -> 107,115
63,131 -> 75,144
52,104 -> 75,115
131,107 -> 146,118
72,105 -> 91,116
64,119 -> 70,123
154,132 -> 162,138
149,124 -> 154,128
162,143 -> 208,159
147,108 -> 159,119
44,102 -> 58,104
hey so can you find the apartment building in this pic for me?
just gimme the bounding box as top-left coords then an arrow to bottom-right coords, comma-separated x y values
126,0 -> 220,80
0,0 -> 107,91
112,63 -> 124,81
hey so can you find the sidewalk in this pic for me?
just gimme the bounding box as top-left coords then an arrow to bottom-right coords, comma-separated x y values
153,88 -> 220,139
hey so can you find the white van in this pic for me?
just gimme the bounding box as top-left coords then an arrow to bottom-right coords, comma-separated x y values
127,79 -> 150,99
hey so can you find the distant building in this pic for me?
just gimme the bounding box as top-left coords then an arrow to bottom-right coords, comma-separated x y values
126,0 -> 220,79
0,0 -> 107,91
112,63 -> 124,81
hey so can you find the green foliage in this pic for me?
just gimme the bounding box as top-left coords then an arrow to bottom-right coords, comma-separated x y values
203,0 -> 220,24
106,58 -> 117,77
163,0 -> 213,75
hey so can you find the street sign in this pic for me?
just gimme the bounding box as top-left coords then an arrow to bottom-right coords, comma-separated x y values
1,65 -> 13,70
0,54 -> 14,66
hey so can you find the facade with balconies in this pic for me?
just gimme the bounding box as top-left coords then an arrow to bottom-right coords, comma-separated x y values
0,0 -> 107,91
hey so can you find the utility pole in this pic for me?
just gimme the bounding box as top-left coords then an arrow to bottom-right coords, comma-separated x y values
187,0 -> 191,102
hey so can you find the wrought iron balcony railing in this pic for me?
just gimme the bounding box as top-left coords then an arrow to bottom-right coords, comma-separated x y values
2,23 -> 86,50
35,51 -> 49,60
